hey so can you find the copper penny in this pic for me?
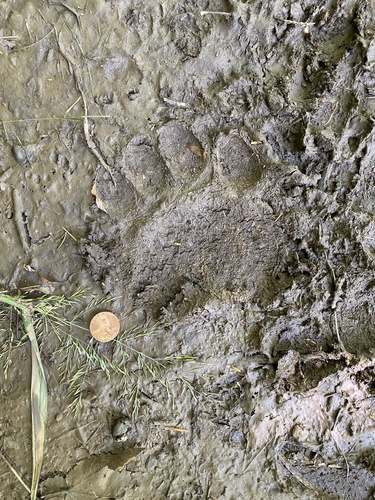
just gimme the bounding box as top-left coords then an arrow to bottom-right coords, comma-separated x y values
89,311 -> 120,342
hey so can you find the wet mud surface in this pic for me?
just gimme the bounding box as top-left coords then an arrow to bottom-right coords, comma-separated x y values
1,0 -> 375,498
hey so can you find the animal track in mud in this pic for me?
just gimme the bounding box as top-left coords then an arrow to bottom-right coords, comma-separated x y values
2,1 -> 375,499
87,122 -> 288,319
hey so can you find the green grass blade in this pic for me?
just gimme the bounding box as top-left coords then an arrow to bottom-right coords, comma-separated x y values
23,311 -> 47,500
0,296 -> 47,500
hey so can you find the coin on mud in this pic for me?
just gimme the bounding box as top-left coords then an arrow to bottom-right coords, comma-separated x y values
89,312 -> 120,342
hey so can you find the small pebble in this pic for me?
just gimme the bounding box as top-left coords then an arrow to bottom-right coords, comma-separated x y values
12,145 -> 28,165
112,417 -> 131,442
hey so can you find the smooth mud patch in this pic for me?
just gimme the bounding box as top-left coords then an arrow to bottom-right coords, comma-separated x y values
1,0 -> 375,498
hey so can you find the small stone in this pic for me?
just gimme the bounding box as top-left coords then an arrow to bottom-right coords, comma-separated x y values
12,145 -> 28,165
230,429 -> 246,448
12,144 -> 36,165
112,417 -> 131,442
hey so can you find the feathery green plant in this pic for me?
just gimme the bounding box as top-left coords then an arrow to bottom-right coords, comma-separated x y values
0,288 -> 199,498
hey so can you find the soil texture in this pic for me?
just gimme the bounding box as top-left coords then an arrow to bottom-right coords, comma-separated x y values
0,0 -> 375,499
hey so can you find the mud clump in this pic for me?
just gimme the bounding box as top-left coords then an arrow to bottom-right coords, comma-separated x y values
170,13 -> 202,58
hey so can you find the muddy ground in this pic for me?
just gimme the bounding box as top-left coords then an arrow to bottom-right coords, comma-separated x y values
0,0 -> 375,498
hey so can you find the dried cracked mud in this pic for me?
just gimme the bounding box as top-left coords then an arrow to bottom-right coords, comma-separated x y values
1,0 -> 375,499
